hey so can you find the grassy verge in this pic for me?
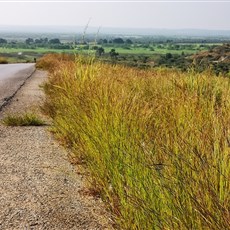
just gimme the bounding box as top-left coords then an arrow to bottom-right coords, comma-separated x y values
40,54 -> 230,229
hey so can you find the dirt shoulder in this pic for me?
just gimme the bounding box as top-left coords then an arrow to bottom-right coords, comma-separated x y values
0,70 -> 112,229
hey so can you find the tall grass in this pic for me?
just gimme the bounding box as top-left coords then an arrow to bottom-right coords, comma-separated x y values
40,54 -> 230,229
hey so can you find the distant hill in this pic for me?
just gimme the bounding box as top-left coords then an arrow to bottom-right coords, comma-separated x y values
0,25 -> 230,38
191,43 -> 230,63
190,43 -> 230,75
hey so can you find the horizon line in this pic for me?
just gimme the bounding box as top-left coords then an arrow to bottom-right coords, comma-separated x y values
0,25 -> 230,31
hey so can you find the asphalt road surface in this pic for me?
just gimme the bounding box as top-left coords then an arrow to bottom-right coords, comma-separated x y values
0,63 -> 35,109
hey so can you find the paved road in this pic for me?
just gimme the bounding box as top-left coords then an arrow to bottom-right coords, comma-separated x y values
0,63 -> 35,109
0,70 -> 111,229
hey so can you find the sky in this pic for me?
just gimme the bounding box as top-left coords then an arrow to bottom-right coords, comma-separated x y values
0,1 -> 230,31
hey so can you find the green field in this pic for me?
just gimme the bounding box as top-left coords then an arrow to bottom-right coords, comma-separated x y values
0,42 -> 220,71
0,43 -> 210,63
103,46 -> 200,55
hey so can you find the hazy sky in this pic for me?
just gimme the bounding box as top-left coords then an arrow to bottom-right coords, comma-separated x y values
0,1 -> 229,30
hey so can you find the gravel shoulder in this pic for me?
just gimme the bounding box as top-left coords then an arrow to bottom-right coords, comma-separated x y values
0,70 -> 112,229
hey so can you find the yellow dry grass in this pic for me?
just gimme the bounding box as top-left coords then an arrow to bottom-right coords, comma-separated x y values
39,54 -> 230,229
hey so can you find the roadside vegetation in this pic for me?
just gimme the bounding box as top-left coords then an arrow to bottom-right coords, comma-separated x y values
2,113 -> 45,126
0,56 -> 8,64
38,54 -> 230,229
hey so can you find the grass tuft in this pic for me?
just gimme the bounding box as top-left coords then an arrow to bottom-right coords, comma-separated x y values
2,113 -> 46,126
0,57 -> 8,64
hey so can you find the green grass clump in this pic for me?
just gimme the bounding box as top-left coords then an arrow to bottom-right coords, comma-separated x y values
42,54 -> 230,229
2,113 -> 45,126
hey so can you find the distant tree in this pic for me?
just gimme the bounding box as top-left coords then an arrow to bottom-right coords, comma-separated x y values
49,38 -> 61,44
174,45 -> 180,50
96,47 -> 105,56
113,38 -> 124,44
25,38 -> 34,44
98,39 -> 108,44
34,39 -> 41,44
92,45 -> 99,50
0,38 -> 7,44
165,53 -> 173,59
142,56 -> 149,63
82,45 -> 89,50
149,47 -> 155,51
126,39 -> 133,44
97,39 -> 103,44
109,49 -> 119,59
43,38 -> 48,43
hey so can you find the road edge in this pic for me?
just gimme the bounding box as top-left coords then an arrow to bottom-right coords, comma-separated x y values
0,64 -> 36,112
